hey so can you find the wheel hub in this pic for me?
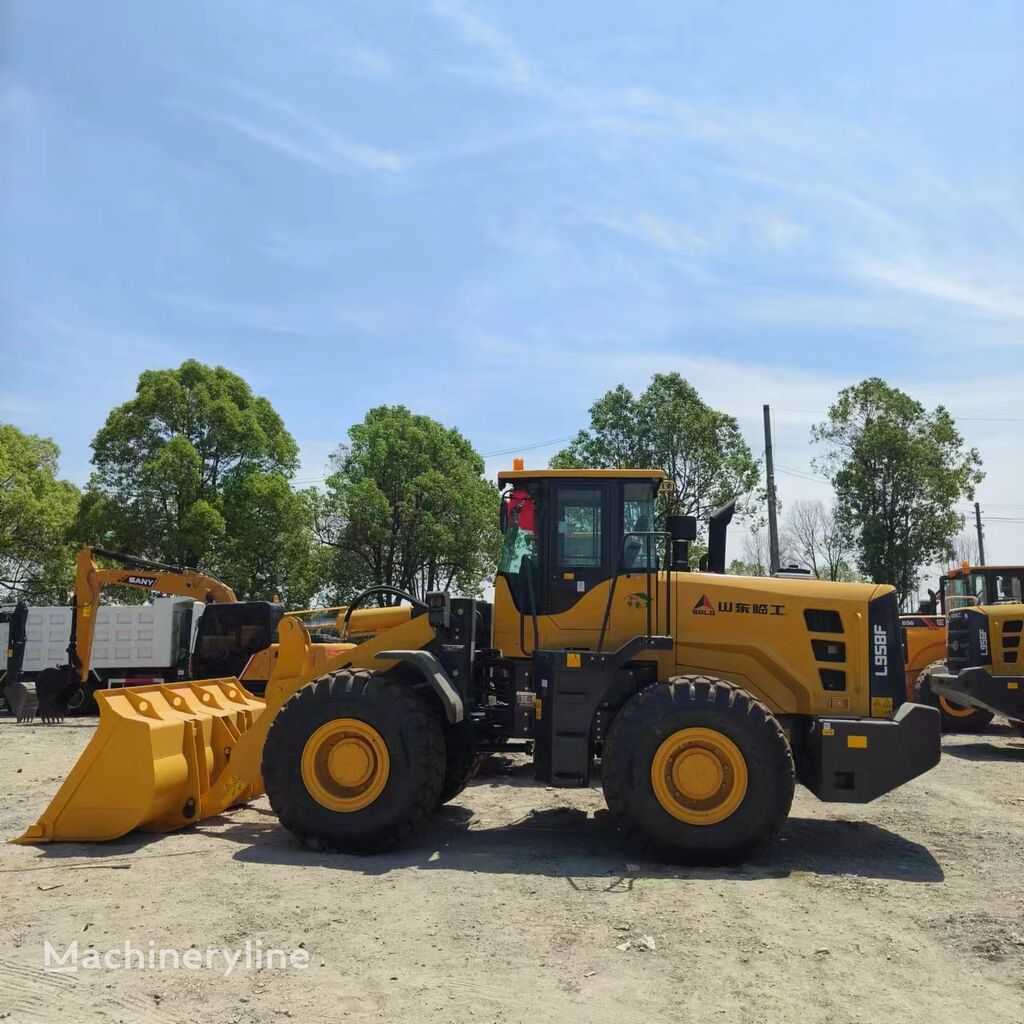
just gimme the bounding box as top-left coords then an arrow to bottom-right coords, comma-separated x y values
938,695 -> 976,718
301,719 -> 390,812
651,727 -> 748,825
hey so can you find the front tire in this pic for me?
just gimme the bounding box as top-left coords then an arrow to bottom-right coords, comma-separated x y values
915,666 -> 994,733
263,669 -> 445,853
602,676 -> 794,864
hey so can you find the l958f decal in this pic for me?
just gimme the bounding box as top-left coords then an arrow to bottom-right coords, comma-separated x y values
873,623 -> 889,677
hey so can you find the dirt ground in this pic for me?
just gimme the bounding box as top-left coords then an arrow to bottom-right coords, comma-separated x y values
1,716 -> 1022,1024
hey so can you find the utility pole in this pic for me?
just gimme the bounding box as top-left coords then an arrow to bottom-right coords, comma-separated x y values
974,502 -> 986,566
763,404 -> 780,575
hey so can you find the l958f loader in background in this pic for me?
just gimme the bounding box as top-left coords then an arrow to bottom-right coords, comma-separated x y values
15,467 -> 940,864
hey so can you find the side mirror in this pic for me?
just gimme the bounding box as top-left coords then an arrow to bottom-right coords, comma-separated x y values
499,497 -> 508,533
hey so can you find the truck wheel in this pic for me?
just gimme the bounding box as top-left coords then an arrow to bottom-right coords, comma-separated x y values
263,669 -> 445,853
602,676 -> 794,864
915,669 -> 994,733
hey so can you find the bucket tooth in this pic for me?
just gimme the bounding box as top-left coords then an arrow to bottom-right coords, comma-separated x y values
12,679 -> 265,844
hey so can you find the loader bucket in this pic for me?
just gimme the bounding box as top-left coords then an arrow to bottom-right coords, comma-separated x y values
13,679 -> 265,844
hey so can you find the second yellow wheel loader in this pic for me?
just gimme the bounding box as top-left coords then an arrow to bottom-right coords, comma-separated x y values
14,467 -> 941,864
910,564 -> 1024,732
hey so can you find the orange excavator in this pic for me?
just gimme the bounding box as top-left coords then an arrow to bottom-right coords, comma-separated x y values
16,547 -> 239,723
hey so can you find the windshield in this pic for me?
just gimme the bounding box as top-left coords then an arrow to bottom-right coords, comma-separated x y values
499,490 -> 537,576
947,573 -> 987,608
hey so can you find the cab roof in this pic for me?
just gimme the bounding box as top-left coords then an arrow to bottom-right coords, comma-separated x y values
947,564 -> 1024,576
497,468 -> 666,484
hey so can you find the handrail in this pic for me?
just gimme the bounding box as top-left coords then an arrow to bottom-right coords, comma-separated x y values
596,531 -> 672,653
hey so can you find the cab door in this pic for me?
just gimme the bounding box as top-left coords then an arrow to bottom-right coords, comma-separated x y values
543,482 -> 611,615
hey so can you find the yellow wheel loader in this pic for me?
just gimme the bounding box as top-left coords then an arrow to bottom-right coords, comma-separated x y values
14,468 -> 941,864
919,565 -> 1024,728
910,564 -> 1024,732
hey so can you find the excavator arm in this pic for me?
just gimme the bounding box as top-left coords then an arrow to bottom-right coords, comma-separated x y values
69,546 -> 236,683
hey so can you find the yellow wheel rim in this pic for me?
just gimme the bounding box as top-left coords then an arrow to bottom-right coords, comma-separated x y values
301,719 -> 390,812
938,695 -> 976,718
650,727 -> 748,826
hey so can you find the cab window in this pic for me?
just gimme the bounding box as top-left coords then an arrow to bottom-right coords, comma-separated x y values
499,490 -> 537,576
623,481 -> 656,569
557,488 -> 602,567
993,574 -> 1023,603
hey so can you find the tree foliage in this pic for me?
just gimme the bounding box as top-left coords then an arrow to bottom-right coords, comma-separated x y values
782,499 -> 857,581
812,378 -> 983,604
76,360 -> 314,602
0,424 -> 81,602
313,406 -> 501,601
551,373 -> 763,527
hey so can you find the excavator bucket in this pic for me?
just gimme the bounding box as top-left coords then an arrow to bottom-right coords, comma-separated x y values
33,666 -> 76,724
3,678 -> 38,723
13,679 -> 265,844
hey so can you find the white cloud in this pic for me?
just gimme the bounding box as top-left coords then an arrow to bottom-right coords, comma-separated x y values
847,258 -> 1024,323
201,83 -> 405,174
430,0 -> 537,90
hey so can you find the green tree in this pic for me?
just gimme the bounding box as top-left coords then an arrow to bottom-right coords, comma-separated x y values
313,406 -> 501,601
77,360 -> 312,602
551,373 -> 763,527
0,424 -> 81,602
219,475 -> 322,607
781,499 -> 858,581
812,378 -> 983,604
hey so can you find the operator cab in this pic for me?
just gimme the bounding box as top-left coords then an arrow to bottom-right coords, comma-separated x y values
942,565 -> 1024,610
497,469 -> 666,616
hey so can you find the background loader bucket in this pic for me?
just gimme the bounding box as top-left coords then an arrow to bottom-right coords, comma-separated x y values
13,679 -> 265,844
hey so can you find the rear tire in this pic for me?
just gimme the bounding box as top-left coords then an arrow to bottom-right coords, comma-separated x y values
437,735 -> 483,807
915,666 -> 994,733
602,676 -> 794,864
263,669 -> 445,853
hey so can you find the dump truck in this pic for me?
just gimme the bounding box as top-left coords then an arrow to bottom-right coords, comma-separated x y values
14,467 -> 941,864
1,596 -> 200,717
910,563 -> 1024,731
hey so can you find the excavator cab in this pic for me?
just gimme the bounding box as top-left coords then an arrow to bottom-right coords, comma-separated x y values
191,602 -> 285,691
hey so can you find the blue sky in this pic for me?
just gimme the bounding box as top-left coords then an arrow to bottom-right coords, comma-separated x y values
2,1 -> 1023,571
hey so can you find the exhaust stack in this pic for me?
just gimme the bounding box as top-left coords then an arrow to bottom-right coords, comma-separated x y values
702,500 -> 737,574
